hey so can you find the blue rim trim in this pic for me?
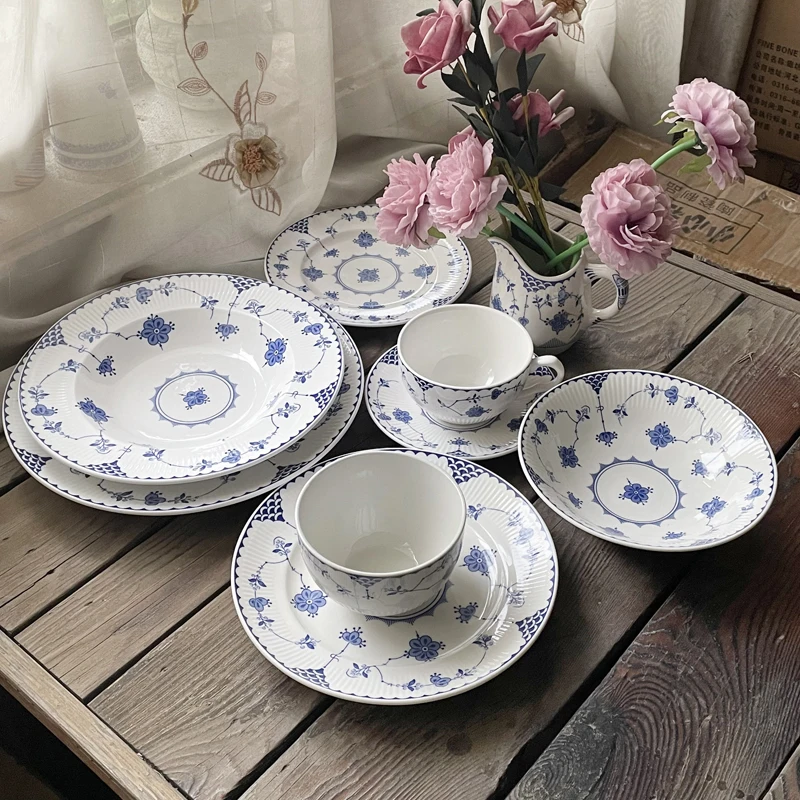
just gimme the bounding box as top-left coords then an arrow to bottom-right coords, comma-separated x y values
518,369 -> 778,552
4,317 -> 363,515
264,205 -> 472,328
18,274 -> 345,484
230,447 -> 559,704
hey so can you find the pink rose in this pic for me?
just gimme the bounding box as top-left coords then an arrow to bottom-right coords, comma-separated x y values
376,154 -> 435,249
487,0 -> 558,52
581,159 -> 677,279
428,128 -> 509,238
507,89 -> 574,136
401,0 -> 474,89
668,78 -> 757,189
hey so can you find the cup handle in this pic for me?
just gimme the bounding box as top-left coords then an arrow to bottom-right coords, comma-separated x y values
584,254 -> 629,323
523,354 -> 565,397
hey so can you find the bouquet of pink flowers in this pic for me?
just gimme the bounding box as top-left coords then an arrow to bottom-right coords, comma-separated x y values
376,0 -> 757,280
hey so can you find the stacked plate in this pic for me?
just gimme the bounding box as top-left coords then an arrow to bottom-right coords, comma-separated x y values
4,274 -> 364,515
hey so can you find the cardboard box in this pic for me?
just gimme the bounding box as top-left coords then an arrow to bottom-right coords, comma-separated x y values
562,128 -> 800,294
746,148 -> 800,195
739,0 -> 800,161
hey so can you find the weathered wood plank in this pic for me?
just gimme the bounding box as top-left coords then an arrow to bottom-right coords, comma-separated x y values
544,200 -> 800,316
16,503 -> 254,699
0,434 -> 26,493
765,745 -> 800,800
85,255 -> 743,800
91,593 -> 325,800
233,295 -> 800,800
0,632 -> 184,800
510,439 -> 800,800
0,480 -> 159,634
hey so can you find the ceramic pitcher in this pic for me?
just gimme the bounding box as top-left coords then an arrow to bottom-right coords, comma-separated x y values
489,233 -> 629,355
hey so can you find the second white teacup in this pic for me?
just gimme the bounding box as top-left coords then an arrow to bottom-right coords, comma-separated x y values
397,305 -> 565,429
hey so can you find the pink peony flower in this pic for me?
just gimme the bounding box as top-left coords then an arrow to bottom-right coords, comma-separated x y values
581,159 -> 677,279
507,89 -> 574,136
428,128 -> 509,238
668,78 -> 757,189
487,0 -> 558,52
401,0 -> 474,89
376,154 -> 435,249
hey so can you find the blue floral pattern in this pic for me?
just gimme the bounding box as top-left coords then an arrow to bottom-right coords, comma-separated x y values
519,370 -> 775,550
233,449 -> 558,703
264,206 -> 471,327
19,274 -> 344,483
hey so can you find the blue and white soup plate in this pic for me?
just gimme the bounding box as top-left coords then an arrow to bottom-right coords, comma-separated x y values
18,274 -> 343,484
232,449 -> 558,704
518,370 -> 777,551
4,320 -> 364,515
264,205 -> 471,327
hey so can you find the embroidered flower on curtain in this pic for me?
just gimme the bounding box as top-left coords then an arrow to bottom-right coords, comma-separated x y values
553,0 -> 587,42
179,0 -> 283,214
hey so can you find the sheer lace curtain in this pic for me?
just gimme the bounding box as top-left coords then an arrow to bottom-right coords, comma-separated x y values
0,0 -> 687,372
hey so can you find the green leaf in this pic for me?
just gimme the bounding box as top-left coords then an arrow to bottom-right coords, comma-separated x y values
441,70 -> 482,104
452,106 -> 492,140
515,140 -> 537,175
525,53 -> 545,87
471,28 -> 496,90
539,181 -> 564,201
470,0 -> 486,26
462,51 -> 492,99
499,87 -> 520,103
516,49 -> 528,95
679,154 -> 712,174
448,96 -> 481,107
492,100 -> 516,134
428,226 -> 446,239
491,46 -> 507,68
416,8 -> 435,15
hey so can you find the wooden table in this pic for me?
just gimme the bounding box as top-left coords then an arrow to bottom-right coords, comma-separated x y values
2,201 -> 800,800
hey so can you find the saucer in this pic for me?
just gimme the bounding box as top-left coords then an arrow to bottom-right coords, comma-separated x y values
264,205 -> 471,327
232,449 -> 558,704
518,370 -> 777,551
4,320 -> 363,515
366,347 -> 556,460
19,274 -> 343,484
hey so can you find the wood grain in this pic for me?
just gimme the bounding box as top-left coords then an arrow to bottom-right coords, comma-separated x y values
91,593 -> 325,800
0,434 -> 26,494
236,288 -> 800,800
0,632 -> 184,800
510,440 -> 800,800
236,286 -> 800,800
86,243 -> 744,800
765,745 -> 800,800
0,479 -> 159,634
16,502 -> 254,698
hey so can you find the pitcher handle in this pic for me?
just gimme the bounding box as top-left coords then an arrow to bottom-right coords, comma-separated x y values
584,254 -> 629,323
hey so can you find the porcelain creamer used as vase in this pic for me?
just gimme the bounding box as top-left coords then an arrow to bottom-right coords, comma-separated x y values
489,233 -> 629,355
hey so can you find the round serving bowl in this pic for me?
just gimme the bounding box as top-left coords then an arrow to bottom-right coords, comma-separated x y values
518,370 -> 776,551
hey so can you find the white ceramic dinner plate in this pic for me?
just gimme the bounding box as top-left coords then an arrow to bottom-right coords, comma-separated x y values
4,320 -> 363,515
264,206 -> 471,327
232,449 -> 558,705
518,370 -> 777,551
18,274 -> 343,484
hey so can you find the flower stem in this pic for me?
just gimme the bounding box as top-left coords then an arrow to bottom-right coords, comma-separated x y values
544,233 -> 588,270
651,136 -> 700,170
497,204 -> 558,262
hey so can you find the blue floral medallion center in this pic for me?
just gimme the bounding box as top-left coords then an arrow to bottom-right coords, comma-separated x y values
151,369 -> 239,427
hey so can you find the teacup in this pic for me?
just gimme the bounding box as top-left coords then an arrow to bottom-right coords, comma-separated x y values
295,450 -> 466,617
397,305 -> 565,429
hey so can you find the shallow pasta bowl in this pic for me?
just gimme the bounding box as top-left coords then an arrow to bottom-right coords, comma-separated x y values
19,274 -> 343,484
518,370 -> 777,551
